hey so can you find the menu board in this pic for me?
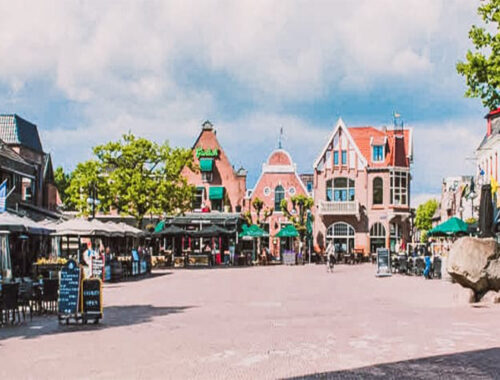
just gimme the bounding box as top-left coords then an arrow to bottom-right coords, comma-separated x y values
82,278 -> 102,316
91,256 -> 104,279
376,248 -> 392,277
58,260 -> 81,315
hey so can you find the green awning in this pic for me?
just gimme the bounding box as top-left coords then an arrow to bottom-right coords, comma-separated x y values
428,217 -> 468,237
239,224 -> 268,238
209,186 -> 224,200
276,224 -> 299,238
200,158 -> 214,172
154,220 -> 165,233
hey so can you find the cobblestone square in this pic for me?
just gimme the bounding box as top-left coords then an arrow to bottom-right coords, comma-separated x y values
1,264 -> 499,379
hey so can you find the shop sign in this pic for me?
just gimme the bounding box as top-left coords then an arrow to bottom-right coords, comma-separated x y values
196,147 -> 219,158
376,248 -> 392,277
82,278 -> 103,316
58,259 -> 81,315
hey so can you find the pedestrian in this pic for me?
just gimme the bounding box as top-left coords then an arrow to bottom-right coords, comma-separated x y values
326,241 -> 335,272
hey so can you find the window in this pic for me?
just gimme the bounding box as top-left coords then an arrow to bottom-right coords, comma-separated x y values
202,171 -> 213,183
193,188 -> 204,209
373,177 -> 383,205
326,177 -> 355,202
275,185 -> 285,211
306,181 -> 313,193
263,187 -> 271,196
211,199 -> 223,212
370,223 -> 386,238
372,145 -> 384,161
341,150 -> 347,165
289,187 -> 296,195
333,151 -> 339,165
390,171 -> 408,206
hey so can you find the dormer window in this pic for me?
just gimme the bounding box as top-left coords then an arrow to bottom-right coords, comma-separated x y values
372,145 -> 384,162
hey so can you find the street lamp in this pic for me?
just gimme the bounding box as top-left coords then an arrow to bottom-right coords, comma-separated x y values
87,182 -> 100,219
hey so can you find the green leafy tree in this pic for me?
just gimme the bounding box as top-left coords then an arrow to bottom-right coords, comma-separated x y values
93,133 -> 195,227
415,199 -> 439,233
280,194 -> 314,253
65,160 -> 112,216
54,166 -> 73,209
457,0 -> 500,109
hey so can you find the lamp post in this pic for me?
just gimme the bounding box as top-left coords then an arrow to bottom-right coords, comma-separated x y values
87,182 -> 100,220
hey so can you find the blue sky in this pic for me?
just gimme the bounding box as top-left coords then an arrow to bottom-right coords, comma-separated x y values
0,0 -> 488,205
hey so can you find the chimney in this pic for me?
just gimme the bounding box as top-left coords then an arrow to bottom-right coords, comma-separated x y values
487,118 -> 492,137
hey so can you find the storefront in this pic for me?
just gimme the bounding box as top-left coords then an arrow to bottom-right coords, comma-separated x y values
156,213 -> 243,267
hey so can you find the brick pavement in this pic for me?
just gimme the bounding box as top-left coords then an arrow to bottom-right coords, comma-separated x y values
1,264 -> 499,379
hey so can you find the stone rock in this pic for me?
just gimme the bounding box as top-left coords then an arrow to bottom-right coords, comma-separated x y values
447,237 -> 498,294
484,258 -> 500,291
480,290 -> 500,304
451,285 -> 476,305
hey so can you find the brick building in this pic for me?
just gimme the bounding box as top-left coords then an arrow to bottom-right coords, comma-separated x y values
182,121 -> 247,213
0,114 -> 60,217
312,118 -> 413,255
246,148 -> 309,257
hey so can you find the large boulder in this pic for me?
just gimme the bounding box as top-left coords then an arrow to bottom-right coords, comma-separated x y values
481,290 -> 500,304
447,237 -> 498,294
485,258 -> 500,291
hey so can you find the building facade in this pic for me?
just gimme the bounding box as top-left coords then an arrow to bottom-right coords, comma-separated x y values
246,149 -> 309,257
477,108 -> 500,190
438,176 -> 477,224
182,121 -> 247,213
0,114 -> 60,217
312,118 -> 413,255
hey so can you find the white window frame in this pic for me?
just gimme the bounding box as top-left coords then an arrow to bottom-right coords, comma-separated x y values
202,171 -> 213,183
390,170 -> 408,206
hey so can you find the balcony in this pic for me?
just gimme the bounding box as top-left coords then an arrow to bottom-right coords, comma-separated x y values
318,200 -> 359,217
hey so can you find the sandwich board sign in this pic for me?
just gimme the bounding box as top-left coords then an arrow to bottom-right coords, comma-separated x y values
82,278 -> 103,322
376,248 -> 392,277
58,259 -> 82,315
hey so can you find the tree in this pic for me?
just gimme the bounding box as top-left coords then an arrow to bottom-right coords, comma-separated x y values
65,160 -> 112,216
415,199 -> 439,232
93,133 -> 195,227
54,166 -> 72,209
280,194 -> 314,255
242,197 -> 274,258
457,0 -> 500,110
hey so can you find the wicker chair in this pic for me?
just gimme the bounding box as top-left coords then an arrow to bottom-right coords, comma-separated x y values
1,283 -> 20,325
42,279 -> 59,313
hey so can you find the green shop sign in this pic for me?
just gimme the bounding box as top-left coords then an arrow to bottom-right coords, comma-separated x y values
196,148 -> 219,158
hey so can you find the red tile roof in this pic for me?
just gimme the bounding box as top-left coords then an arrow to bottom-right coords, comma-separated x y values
348,126 -> 411,167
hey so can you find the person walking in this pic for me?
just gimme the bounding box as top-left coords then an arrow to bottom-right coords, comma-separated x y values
326,242 -> 335,273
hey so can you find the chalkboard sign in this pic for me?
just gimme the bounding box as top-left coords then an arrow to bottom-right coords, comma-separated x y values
58,259 -> 81,315
91,256 -> 104,279
82,278 -> 102,316
376,248 -> 392,277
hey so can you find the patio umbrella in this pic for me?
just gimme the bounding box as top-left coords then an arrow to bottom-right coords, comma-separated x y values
428,217 -> 469,237
156,224 -> 186,236
238,224 -> 268,238
479,184 -> 494,237
275,224 -> 299,238
154,220 -> 165,234
52,218 -> 110,236
0,212 -> 54,235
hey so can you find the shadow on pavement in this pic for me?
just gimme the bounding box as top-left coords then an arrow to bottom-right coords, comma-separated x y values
0,304 -> 193,342
287,347 -> 500,379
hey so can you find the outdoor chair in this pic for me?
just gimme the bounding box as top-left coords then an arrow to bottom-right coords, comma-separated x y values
1,282 -> 20,325
391,255 -> 400,273
18,280 -> 34,321
407,258 -> 414,275
415,258 -> 425,276
42,279 -> 59,313
398,256 -> 408,274
432,257 -> 442,279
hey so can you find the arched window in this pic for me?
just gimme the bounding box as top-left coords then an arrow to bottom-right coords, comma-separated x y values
274,185 -> 285,211
370,222 -> 386,252
373,177 -> 383,205
370,223 -> 386,238
326,222 -> 355,254
326,177 -> 355,202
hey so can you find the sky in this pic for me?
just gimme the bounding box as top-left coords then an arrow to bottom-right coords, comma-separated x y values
0,0 -> 488,206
